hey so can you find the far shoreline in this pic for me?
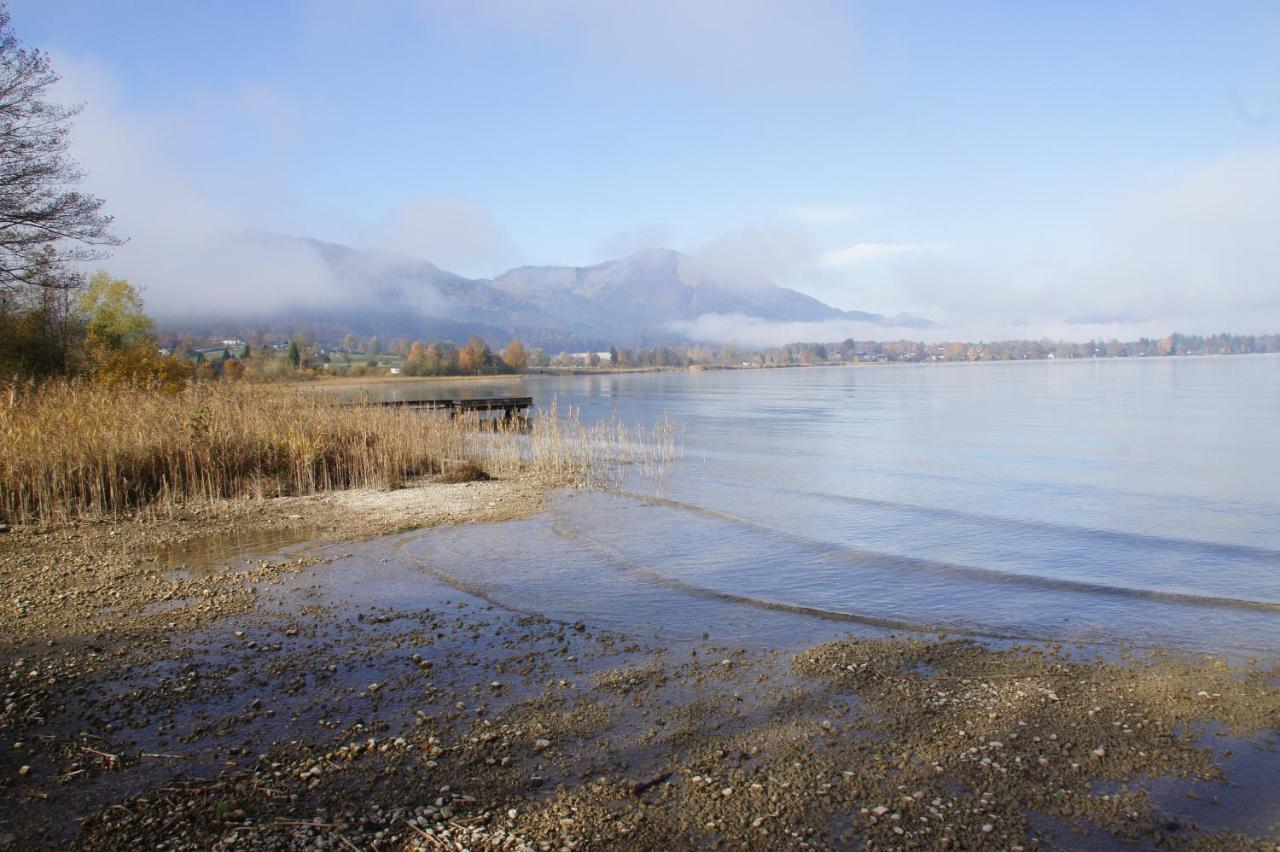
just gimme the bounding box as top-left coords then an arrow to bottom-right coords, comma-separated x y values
296,350 -> 1280,389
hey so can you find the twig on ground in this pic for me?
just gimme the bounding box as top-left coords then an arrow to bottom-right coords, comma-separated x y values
80,745 -> 119,765
404,819 -> 445,848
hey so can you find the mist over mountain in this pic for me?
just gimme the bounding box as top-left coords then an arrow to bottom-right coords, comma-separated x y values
161,234 -> 930,349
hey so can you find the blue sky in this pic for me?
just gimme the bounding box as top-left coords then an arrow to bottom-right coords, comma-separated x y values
11,1 -> 1280,341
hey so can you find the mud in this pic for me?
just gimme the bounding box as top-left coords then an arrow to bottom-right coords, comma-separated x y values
1,478 -> 1279,850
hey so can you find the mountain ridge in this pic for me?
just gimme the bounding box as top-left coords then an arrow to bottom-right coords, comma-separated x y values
164,234 -> 930,348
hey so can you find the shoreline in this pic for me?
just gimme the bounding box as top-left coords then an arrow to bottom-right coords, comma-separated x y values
1,483 -> 1278,848
292,361 -> 847,388
295,352 -> 1280,390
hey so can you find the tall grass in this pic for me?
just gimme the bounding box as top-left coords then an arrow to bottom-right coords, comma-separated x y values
0,381 -> 678,524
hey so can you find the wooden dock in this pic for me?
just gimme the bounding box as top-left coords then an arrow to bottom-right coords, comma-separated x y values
367,396 -> 534,420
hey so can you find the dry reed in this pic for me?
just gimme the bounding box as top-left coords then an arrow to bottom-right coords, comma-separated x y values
0,381 -> 678,524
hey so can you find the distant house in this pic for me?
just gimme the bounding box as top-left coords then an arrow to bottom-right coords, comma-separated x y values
221,338 -> 245,347
388,367 -> 401,375
569,352 -> 613,364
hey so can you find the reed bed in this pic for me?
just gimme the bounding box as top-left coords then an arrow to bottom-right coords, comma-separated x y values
0,381 -> 678,525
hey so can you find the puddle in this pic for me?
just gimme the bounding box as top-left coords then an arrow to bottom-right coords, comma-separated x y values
1109,727 -> 1280,838
158,525 -> 327,576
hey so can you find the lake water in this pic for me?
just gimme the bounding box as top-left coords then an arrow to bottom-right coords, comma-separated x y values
347,355 -> 1280,655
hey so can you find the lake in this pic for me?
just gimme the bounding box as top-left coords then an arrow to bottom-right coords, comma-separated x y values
344,355 -> 1280,655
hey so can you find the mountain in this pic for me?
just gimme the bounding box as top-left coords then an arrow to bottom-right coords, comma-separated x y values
493,249 -> 836,331
167,235 -> 930,348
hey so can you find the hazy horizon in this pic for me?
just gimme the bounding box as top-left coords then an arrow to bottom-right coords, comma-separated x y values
12,1 -> 1280,344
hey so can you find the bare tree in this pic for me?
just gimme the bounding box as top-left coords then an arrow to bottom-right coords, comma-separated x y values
0,4 -> 119,295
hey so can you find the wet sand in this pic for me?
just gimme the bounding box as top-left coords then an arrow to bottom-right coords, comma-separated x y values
1,479 -> 1279,850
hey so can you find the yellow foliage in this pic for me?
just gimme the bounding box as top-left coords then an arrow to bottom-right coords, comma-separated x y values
92,347 -> 192,394
501,339 -> 528,370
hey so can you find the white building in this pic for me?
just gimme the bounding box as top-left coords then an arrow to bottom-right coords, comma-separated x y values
569,351 -> 613,364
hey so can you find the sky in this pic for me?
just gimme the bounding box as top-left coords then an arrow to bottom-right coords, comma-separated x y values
10,0 -> 1280,343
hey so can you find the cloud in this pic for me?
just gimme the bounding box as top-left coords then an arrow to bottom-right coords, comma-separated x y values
1090,148 -> 1280,327
801,149 -> 1280,340
44,25 -> 1280,344
369,196 -> 519,275
820,241 -> 948,267
48,51 -> 485,322
47,53 -> 346,319
668,312 -> 933,348
1064,312 -> 1144,325
595,223 -> 676,261
686,224 -> 816,289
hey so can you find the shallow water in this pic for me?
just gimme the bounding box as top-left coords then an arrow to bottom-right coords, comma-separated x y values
346,356 -> 1280,655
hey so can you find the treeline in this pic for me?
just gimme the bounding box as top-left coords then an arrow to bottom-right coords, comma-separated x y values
823,333 -> 1280,364
174,329 -> 1280,382
2,270 -> 191,390
398,336 -> 520,377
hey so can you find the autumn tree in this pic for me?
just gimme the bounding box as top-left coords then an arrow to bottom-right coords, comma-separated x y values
433,342 -> 459,375
501,339 -> 528,370
77,271 -> 189,390
458,335 -> 494,375
79,270 -> 153,353
0,248 -> 79,376
341,332 -> 357,352
404,340 -> 429,375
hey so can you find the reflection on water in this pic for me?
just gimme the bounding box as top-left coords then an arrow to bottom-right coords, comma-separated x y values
339,356 -> 1280,655
160,526 -> 325,576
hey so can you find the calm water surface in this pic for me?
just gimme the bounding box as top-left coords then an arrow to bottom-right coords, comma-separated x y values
346,356 -> 1280,655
